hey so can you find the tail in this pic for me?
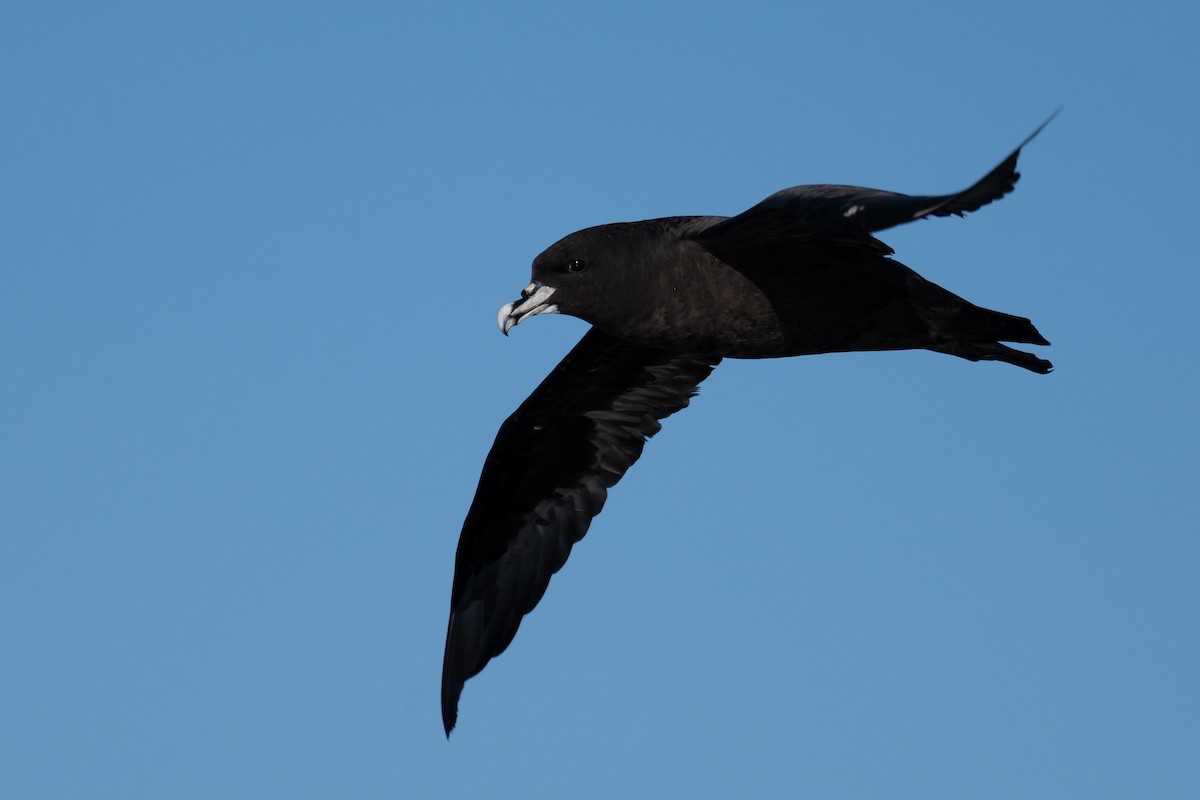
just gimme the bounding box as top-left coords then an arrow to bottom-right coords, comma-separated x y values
906,272 -> 1052,373
931,304 -> 1053,374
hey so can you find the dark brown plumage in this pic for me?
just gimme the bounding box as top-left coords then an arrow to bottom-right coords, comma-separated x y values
442,116 -> 1055,735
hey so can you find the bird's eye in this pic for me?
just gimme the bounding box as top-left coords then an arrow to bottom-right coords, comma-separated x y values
566,259 -> 587,273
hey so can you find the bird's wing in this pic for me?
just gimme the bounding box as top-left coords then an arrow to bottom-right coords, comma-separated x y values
694,111 -> 1057,253
442,328 -> 720,735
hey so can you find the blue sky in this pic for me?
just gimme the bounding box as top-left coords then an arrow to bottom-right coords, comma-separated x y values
3,1 -> 1197,797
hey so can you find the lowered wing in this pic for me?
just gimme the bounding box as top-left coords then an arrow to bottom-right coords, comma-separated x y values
442,329 -> 720,735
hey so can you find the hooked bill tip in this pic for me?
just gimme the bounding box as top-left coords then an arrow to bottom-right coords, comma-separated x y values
497,302 -> 516,335
496,284 -> 556,336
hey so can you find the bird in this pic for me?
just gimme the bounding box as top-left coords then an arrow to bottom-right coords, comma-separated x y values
441,115 -> 1055,736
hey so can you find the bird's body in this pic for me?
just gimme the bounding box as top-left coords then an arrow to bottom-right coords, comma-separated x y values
532,215 -> 1049,368
442,117 -> 1056,735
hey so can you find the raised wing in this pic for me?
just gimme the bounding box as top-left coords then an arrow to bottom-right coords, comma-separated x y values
695,111 -> 1058,252
442,329 -> 720,735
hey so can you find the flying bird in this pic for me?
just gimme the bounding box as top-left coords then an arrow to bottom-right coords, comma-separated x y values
442,116 -> 1055,735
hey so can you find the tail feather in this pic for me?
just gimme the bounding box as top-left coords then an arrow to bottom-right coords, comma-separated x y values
958,304 -> 1050,347
953,304 -> 1053,372
905,272 -> 1052,373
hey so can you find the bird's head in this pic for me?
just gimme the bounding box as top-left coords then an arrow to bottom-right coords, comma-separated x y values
499,223 -> 668,336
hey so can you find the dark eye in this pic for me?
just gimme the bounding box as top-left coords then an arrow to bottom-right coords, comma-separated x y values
565,259 -> 587,273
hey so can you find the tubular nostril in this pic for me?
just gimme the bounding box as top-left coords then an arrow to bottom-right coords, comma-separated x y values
521,282 -> 538,298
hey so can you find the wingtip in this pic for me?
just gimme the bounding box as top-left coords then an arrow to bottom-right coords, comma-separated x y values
1015,107 -> 1062,154
441,678 -> 461,738
920,109 -> 1061,221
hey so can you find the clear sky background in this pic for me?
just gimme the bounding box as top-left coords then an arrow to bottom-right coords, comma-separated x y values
3,2 -> 1197,798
